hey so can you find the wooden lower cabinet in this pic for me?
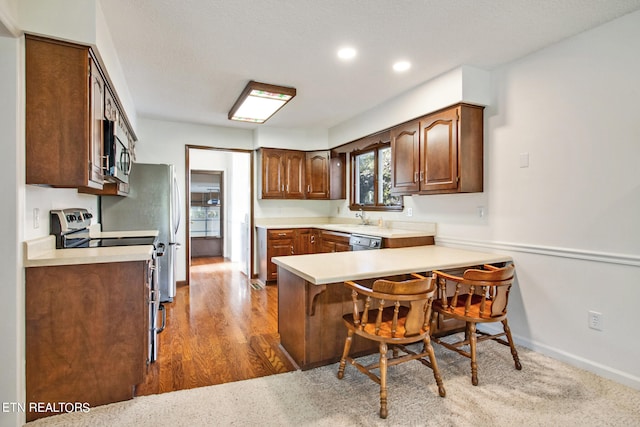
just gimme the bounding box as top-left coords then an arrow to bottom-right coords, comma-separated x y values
257,228 -> 294,284
318,230 -> 351,253
258,226 -> 435,283
25,261 -> 148,421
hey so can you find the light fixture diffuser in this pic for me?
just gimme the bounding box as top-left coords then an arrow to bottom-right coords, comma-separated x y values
228,81 -> 297,123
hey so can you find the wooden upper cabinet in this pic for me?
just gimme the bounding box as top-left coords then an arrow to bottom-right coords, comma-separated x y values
305,151 -> 330,199
260,148 -> 345,200
261,149 -> 287,198
390,120 -> 420,194
419,107 -> 459,192
284,151 -> 305,198
391,103 -> 484,195
260,149 -> 305,199
26,35 -> 103,189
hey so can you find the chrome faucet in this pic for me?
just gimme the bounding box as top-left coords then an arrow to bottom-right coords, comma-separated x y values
356,208 -> 368,225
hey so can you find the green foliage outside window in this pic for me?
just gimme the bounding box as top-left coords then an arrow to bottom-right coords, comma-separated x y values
352,145 -> 402,210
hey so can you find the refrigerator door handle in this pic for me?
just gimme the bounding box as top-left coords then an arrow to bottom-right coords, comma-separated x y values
173,174 -> 181,235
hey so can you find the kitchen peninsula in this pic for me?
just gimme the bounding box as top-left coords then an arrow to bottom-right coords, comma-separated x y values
273,245 -> 512,370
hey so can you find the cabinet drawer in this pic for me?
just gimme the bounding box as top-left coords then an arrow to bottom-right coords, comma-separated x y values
268,229 -> 295,240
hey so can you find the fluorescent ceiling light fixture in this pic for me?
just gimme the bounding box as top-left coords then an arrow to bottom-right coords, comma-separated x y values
337,47 -> 357,60
228,81 -> 297,124
393,61 -> 411,72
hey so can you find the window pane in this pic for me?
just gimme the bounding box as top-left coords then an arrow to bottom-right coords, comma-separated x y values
378,147 -> 401,206
355,151 -> 375,205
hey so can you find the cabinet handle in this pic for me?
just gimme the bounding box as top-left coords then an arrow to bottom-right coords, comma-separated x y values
278,233 -> 286,236
291,246 -> 294,255
307,185 -> 310,193
310,235 -> 315,244
420,171 -> 424,181
414,171 -> 418,182
102,155 -> 110,172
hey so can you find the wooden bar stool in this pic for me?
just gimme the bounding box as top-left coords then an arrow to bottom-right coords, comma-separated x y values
337,274 -> 445,419
431,264 -> 521,386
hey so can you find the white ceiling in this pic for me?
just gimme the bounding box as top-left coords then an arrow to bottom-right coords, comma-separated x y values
99,0 -> 640,130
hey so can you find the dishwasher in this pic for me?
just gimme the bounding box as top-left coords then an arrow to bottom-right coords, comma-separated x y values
349,233 -> 383,250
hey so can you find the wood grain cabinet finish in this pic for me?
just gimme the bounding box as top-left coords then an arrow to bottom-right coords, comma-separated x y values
26,35 -> 104,189
294,228 -> 318,255
258,228 -> 294,283
25,261 -> 149,421
26,35 -> 137,194
390,120 -> 421,194
260,149 -> 304,199
259,148 -> 345,200
318,230 -> 351,253
305,151 -> 330,199
391,103 -> 484,195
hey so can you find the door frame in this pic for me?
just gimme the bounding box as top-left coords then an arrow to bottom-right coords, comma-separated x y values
185,145 -> 254,284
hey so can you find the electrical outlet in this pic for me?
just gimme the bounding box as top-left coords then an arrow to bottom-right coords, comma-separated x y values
33,208 -> 39,229
407,207 -> 413,217
588,311 -> 603,331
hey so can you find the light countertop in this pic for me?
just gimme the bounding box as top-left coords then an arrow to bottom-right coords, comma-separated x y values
24,230 -> 158,267
272,245 -> 512,285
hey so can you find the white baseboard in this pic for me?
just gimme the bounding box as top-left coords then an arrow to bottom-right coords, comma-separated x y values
476,315 -> 640,391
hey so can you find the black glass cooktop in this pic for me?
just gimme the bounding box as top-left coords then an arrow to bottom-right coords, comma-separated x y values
65,236 -> 157,248
86,236 -> 158,248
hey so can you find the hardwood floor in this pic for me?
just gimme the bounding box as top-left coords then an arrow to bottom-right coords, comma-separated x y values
135,257 -> 295,396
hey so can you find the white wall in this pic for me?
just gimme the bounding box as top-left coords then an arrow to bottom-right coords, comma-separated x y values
135,117 -> 254,281
329,10 -> 640,388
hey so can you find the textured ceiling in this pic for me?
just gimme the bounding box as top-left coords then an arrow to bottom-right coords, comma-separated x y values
98,0 -> 640,130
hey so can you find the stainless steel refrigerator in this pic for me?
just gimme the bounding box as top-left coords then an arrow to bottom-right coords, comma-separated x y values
100,163 -> 180,302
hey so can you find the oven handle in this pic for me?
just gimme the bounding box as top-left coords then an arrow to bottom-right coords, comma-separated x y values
157,303 -> 166,334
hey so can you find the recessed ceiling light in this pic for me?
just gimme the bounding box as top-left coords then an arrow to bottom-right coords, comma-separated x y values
337,47 -> 357,60
393,61 -> 411,72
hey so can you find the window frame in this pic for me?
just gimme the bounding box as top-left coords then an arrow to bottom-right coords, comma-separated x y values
349,142 -> 403,212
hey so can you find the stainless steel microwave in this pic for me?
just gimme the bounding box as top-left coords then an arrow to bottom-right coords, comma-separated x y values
103,119 -> 131,184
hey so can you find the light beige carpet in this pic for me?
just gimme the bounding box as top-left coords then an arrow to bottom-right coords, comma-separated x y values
27,341 -> 640,426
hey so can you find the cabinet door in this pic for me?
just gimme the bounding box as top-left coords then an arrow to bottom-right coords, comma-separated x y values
268,239 -> 294,280
294,228 -> 313,255
284,151 -> 305,199
305,151 -> 330,199
26,36 -> 101,189
262,149 -> 286,198
419,107 -> 459,192
318,241 -> 335,253
25,262 -> 146,421
89,58 -> 105,186
390,120 -> 420,194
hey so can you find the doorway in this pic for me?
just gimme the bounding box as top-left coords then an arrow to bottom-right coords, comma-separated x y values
185,146 -> 253,280
190,170 -> 223,257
